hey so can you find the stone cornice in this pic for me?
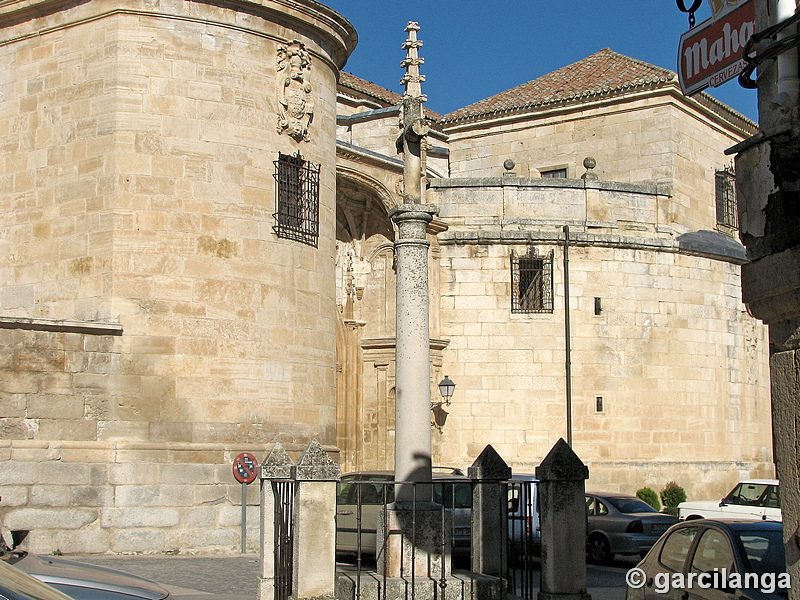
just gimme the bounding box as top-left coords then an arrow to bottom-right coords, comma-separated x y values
0,0 -> 357,70
430,176 -> 670,197
440,228 -> 748,265
336,141 -> 404,172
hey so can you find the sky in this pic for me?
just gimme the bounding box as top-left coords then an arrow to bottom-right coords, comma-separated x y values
322,1 -> 759,122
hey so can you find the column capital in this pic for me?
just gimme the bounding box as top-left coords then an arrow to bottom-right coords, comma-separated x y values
389,203 -> 437,223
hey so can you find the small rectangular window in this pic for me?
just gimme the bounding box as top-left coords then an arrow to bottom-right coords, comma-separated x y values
541,168 -> 567,179
595,396 -> 604,413
273,151 -> 320,247
715,165 -> 737,231
511,248 -> 554,314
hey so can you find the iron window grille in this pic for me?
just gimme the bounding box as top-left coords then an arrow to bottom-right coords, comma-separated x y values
511,248 -> 554,314
273,151 -> 320,247
715,165 -> 737,231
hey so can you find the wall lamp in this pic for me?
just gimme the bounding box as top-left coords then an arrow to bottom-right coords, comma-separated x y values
431,375 -> 456,433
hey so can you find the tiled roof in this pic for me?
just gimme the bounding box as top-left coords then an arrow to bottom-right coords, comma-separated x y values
339,72 -> 404,106
338,71 -> 442,120
441,48 -> 676,124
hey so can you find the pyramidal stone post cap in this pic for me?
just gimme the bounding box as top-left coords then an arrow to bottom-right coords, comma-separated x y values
260,442 -> 294,480
535,438 -> 589,482
468,444 -> 512,481
295,439 -> 340,481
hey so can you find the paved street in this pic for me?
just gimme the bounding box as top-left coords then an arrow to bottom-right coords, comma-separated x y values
72,553 -> 637,600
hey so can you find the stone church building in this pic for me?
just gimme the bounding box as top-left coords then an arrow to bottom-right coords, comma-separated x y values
0,0 -> 772,554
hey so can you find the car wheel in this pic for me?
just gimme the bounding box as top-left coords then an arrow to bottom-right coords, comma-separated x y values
588,534 -> 612,564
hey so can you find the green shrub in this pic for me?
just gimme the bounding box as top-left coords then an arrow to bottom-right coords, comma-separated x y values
660,481 -> 687,512
636,487 -> 661,511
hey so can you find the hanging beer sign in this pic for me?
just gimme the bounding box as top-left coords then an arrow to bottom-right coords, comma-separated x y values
678,0 -> 756,95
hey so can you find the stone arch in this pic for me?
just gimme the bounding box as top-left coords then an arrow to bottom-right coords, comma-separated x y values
335,168 -> 397,244
335,168 -> 399,472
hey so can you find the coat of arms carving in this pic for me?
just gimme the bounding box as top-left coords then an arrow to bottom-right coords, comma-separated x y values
277,40 -> 314,142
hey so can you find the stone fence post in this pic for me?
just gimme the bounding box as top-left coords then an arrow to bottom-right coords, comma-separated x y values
258,443 -> 294,600
292,439 -> 340,600
468,444 -> 511,578
536,438 -> 591,600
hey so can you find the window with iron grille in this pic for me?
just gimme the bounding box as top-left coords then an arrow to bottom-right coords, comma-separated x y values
511,248 -> 554,314
715,165 -> 737,231
273,152 -> 320,247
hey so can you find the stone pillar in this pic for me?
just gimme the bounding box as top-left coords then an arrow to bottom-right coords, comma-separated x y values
391,204 -> 436,496
469,445 -> 511,578
258,444 -> 294,600
535,439 -> 591,600
292,440 -> 340,600
732,2 -> 800,592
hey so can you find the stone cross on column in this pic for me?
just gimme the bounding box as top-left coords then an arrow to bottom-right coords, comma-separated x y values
392,21 -> 437,502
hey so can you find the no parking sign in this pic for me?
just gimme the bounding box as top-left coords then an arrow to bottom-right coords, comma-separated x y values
233,452 -> 259,553
232,452 -> 259,484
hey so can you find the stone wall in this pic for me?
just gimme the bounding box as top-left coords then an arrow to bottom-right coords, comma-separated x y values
432,234 -> 771,501
0,0 -> 355,554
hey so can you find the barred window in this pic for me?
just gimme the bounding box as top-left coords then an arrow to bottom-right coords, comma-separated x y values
715,165 -> 737,231
273,152 -> 320,247
511,248 -> 554,314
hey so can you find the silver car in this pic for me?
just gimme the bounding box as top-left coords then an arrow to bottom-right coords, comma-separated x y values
335,470 -> 471,557
1,531 -> 170,600
0,558 -> 75,600
586,492 -> 678,564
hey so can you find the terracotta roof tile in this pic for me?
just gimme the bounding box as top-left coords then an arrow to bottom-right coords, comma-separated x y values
441,49 -> 676,124
338,71 -> 442,119
339,71 -> 404,106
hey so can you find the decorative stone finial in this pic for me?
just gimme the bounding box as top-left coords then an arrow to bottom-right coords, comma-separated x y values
581,156 -> 598,180
294,439 -> 340,481
468,444 -> 512,481
535,438 -> 589,481
503,159 -> 516,172
260,442 -> 294,479
400,22 -> 426,101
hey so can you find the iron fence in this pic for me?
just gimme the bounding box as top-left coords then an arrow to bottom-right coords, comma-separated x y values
334,477 -> 539,600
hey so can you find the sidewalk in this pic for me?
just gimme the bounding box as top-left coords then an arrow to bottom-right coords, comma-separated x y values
71,553 -> 629,600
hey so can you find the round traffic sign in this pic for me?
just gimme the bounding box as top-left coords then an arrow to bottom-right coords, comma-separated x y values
232,452 -> 259,484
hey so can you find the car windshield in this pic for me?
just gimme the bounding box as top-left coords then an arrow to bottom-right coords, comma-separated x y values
606,497 -> 658,514
734,529 -> 787,577
724,483 -> 779,508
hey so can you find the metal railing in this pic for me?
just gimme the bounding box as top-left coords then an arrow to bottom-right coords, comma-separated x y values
334,477 -> 539,600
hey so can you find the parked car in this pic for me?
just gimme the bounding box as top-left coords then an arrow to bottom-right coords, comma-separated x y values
586,492 -> 678,564
336,470 -> 541,562
0,558 -> 75,600
626,519 -> 787,600
1,531 -> 170,600
335,470 -> 472,557
678,479 -> 781,522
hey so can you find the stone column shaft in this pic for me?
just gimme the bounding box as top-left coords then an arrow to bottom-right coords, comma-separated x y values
391,205 -> 436,500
